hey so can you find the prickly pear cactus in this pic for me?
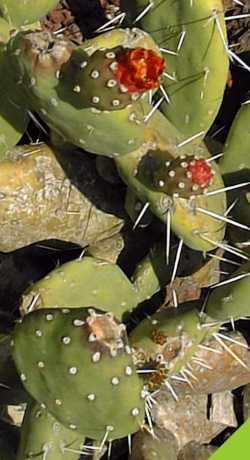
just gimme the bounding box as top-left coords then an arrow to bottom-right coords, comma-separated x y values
116,117 -> 227,251
21,256 -> 138,320
219,102 -> 250,242
0,0 -> 59,27
122,0 -> 229,139
0,16 -> 11,43
205,260 -> 250,323
12,307 -> 145,441
130,305 -> 218,391
17,401 -> 84,460
7,28 -> 164,157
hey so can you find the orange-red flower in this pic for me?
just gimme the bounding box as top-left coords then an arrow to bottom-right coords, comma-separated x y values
187,159 -> 212,188
113,47 -> 165,93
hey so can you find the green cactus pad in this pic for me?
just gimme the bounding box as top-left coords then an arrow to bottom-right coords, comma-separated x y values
116,106 -> 227,251
17,401 -> 84,460
0,334 -> 28,405
7,28 -> 162,157
21,256 -> 138,320
13,308 -> 144,441
0,0 -> 59,27
0,45 -> 28,159
122,0 -> 229,139
0,16 -> 11,43
130,305 -> 218,390
219,102 -> 250,242
205,260 -> 250,323
220,103 -> 250,174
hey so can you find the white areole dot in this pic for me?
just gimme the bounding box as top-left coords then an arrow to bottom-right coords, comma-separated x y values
73,319 -> 85,327
46,314 -> 54,321
125,366 -> 133,376
35,330 -> 43,337
69,424 -> 77,430
131,408 -> 140,417
62,336 -> 71,345
92,352 -> 101,363
69,367 -> 78,375
105,52 -> 116,59
50,98 -> 58,107
91,70 -> 100,79
92,96 -> 100,104
107,79 -> 117,88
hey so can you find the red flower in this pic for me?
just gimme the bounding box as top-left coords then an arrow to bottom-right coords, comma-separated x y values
113,48 -> 165,93
187,159 -> 212,188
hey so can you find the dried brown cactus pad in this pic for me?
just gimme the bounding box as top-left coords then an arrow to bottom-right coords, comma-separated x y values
0,144 -> 124,252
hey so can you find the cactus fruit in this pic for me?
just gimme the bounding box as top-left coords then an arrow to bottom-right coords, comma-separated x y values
137,151 -> 214,199
121,0 -> 229,140
0,0 -> 59,27
12,307 -> 145,441
21,256 -> 138,320
60,45 -> 164,111
17,401 -> 84,460
0,143 -> 124,252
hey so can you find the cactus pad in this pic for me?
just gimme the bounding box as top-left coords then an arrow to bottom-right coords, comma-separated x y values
7,29 -> 161,157
21,256 -> 138,320
12,307 -> 144,440
17,402 -> 84,460
122,0 -> 229,139
205,261 -> 250,323
0,0 -> 59,27
130,306 -> 217,391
